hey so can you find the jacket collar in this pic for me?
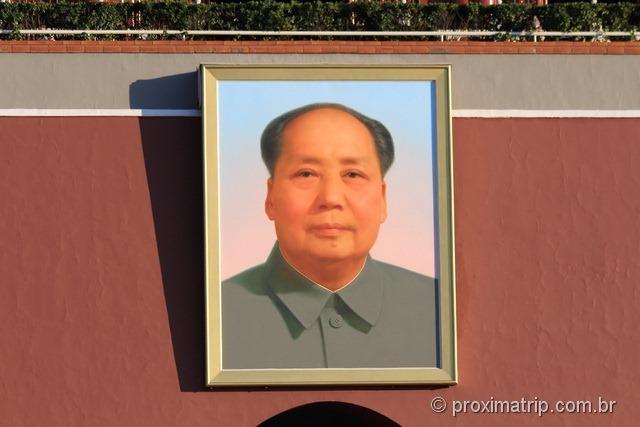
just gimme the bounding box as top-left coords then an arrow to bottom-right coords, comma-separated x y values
265,243 -> 384,329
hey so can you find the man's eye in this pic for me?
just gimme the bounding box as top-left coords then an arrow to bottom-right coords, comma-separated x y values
345,171 -> 364,179
296,170 -> 315,178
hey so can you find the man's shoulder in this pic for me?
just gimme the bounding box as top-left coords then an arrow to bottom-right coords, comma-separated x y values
222,263 -> 270,298
374,260 -> 436,291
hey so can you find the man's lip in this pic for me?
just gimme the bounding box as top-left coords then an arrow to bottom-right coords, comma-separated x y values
311,223 -> 350,230
309,223 -> 352,236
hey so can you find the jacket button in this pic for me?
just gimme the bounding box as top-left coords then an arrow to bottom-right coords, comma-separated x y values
329,315 -> 343,328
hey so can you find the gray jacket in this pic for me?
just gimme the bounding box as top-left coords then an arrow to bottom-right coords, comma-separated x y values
222,243 -> 438,369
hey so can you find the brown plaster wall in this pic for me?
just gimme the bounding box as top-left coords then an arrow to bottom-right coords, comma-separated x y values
1,116 -> 639,426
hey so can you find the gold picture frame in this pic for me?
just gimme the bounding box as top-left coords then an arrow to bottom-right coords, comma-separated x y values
202,65 -> 456,386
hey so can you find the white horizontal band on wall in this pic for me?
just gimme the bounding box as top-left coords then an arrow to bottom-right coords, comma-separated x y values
2,109 -> 640,118
453,110 -> 640,118
0,109 -> 201,117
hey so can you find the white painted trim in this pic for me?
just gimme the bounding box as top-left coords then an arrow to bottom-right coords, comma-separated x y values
0,109 -> 201,117
453,110 -> 640,118
1,109 -> 640,118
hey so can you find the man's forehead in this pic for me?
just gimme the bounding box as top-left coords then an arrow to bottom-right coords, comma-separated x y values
273,106 -> 385,175
283,107 -> 370,134
278,140 -> 379,166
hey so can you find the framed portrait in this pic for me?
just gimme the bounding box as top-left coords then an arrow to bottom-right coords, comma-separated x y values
202,65 -> 456,386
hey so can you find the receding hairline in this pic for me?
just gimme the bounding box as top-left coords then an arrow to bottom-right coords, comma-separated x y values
261,102 -> 395,177
280,106 -> 376,142
284,105 -> 371,122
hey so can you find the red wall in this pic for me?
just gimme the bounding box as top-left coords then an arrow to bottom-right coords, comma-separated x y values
1,116 -> 638,426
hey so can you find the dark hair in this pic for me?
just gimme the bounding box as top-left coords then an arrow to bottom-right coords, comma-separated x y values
260,103 -> 395,177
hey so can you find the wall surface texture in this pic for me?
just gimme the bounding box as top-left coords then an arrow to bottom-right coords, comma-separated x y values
1,48 -> 639,426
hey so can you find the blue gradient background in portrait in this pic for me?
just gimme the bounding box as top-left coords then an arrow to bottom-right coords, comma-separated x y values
218,81 -> 437,279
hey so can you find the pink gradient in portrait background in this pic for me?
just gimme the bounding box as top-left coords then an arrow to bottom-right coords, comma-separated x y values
218,81 -> 438,279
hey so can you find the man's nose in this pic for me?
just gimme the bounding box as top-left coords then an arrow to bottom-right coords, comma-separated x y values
316,176 -> 344,210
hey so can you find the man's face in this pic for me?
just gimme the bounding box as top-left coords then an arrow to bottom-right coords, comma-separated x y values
265,108 -> 387,266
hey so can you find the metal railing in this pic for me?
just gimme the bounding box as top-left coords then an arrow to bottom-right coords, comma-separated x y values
1,29 -> 638,42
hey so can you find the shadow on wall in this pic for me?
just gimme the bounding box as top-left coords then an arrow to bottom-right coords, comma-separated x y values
260,402 -> 400,427
130,72 -> 199,109
140,116 -> 207,392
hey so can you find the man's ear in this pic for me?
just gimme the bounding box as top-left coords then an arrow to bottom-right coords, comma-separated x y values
265,178 -> 275,221
380,181 -> 387,223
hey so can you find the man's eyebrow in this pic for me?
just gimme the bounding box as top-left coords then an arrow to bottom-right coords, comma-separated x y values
339,157 -> 369,165
295,157 -> 322,164
293,157 -> 370,165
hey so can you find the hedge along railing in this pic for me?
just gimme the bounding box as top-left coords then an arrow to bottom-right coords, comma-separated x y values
2,29 -> 638,43
1,2 -> 639,40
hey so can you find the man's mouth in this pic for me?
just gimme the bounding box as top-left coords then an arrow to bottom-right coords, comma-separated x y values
310,223 -> 351,237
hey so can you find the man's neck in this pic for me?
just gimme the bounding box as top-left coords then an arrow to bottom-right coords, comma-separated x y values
279,248 -> 367,292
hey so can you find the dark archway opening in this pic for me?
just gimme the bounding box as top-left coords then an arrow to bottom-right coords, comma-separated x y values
259,401 -> 400,427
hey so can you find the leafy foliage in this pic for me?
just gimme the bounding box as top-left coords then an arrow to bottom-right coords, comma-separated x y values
1,1 -> 639,39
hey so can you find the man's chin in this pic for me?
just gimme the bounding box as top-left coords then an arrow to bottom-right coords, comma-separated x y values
303,245 -> 362,264
279,239 -> 368,265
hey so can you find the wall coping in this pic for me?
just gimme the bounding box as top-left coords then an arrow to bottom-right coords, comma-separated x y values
1,40 -> 639,54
